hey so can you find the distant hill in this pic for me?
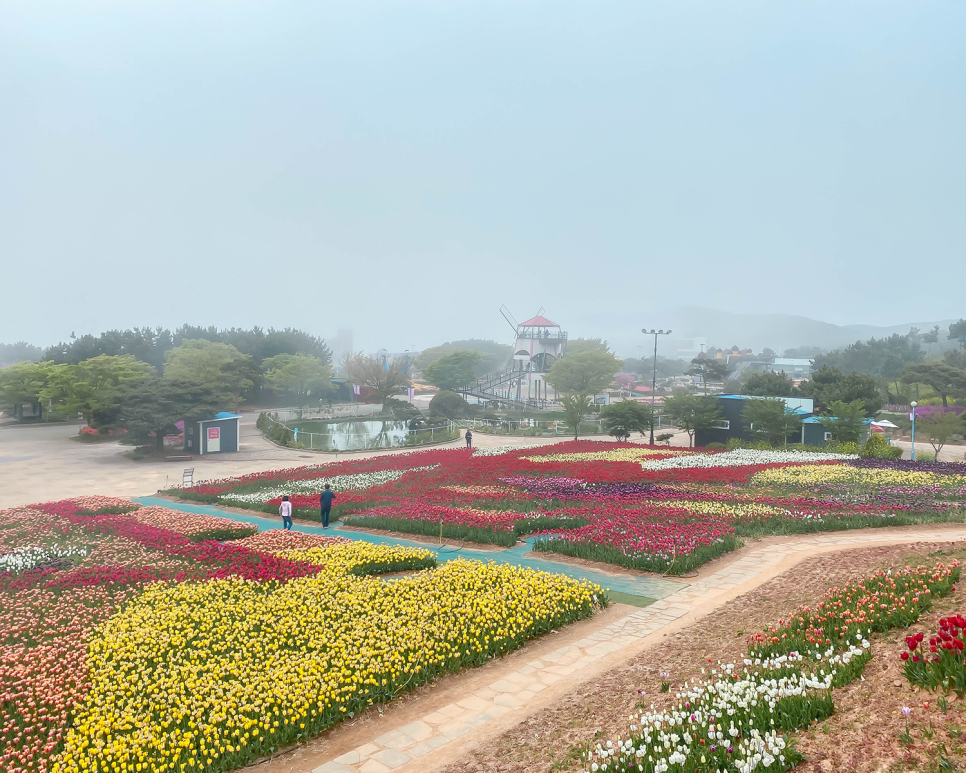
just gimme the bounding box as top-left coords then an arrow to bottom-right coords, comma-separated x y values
664,307 -> 958,353
575,307 -> 959,360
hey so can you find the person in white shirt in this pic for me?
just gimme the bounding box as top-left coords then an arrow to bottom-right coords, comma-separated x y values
279,496 -> 293,530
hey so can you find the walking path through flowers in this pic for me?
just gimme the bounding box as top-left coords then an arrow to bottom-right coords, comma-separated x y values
137,497 -> 686,600
220,519 -> 966,773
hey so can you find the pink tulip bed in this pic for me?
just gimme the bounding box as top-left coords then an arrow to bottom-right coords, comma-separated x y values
163,441 -> 966,575
0,498 -> 327,773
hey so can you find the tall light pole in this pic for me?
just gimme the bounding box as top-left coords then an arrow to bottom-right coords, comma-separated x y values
642,328 -> 672,445
910,401 -> 918,461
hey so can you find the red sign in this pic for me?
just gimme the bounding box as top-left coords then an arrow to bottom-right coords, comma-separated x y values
208,427 -> 220,440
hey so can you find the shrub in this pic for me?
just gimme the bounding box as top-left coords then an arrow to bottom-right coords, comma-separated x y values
860,433 -> 902,460
705,441 -> 727,449
429,390 -> 469,419
267,422 -> 295,446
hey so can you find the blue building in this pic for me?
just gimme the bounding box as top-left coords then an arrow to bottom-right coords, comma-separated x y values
184,412 -> 242,454
694,394 -> 869,447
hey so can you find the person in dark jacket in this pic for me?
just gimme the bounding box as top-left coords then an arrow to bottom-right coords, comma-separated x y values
319,484 -> 336,528
465,429 -> 473,448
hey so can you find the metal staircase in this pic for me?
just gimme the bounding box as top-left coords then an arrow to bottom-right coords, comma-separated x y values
457,367 -> 559,409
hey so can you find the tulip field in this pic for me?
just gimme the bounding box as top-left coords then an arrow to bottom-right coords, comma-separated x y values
171,441 -> 966,575
0,495 -> 605,773
580,559 -> 961,773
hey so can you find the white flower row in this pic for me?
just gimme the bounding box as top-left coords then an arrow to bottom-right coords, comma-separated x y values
472,445 -> 518,457
584,660 -> 834,773
639,448 -> 857,470
0,545 -> 89,574
218,466 -> 438,504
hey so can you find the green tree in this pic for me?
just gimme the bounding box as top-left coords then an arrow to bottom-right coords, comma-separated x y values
601,400 -> 654,441
741,398 -> 804,447
546,351 -> 624,397
423,351 -> 482,390
263,354 -> 333,408
0,361 -> 52,420
949,319 -> 966,349
818,399 -> 868,443
343,353 -> 411,401
562,394 -> 592,441
813,333 -> 925,378
798,366 -> 883,416
428,390 -> 469,419
919,411 -> 964,456
662,392 -> 723,448
163,340 -> 256,410
415,340 -> 510,375
687,357 -> 729,394
0,341 -> 43,367
42,355 -> 154,427
565,338 -> 613,356
741,371 -> 797,397
901,362 -> 966,407
923,325 -> 941,354
623,356 -> 689,380
782,345 -> 824,358
116,378 -> 223,452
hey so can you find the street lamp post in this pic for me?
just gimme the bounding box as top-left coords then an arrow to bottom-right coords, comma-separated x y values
641,328 -> 672,445
910,401 -> 918,461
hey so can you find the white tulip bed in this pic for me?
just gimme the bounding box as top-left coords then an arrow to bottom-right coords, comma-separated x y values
217,466 -> 438,504
638,449 -> 857,471
583,638 -> 871,773
0,545 -> 89,574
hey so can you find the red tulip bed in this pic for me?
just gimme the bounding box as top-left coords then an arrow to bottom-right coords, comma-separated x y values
158,441 -> 966,576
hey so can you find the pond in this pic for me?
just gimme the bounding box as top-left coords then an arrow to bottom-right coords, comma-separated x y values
285,419 -> 456,451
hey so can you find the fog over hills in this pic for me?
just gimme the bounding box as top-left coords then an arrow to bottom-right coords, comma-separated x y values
574,307 -> 958,361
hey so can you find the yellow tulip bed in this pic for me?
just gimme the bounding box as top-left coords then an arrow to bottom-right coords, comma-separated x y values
523,447 -> 690,463
752,464 -> 966,489
279,541 -> 438,575
52,548 -> 604,773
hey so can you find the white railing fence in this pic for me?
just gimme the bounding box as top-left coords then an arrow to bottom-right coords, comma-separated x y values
260,412 -> 460,451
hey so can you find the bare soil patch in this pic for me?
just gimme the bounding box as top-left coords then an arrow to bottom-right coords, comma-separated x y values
438,541 -> 966,773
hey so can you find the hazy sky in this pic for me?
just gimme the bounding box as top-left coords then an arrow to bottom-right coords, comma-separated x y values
2,1 -> 964,355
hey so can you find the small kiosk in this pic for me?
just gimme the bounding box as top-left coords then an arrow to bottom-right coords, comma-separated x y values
184,412 -> 242,455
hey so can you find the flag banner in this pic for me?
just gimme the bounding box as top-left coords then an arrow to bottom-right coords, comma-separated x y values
353,384 -> 361,395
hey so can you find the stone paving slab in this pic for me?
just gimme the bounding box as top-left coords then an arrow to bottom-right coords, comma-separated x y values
308,526 -> 966,773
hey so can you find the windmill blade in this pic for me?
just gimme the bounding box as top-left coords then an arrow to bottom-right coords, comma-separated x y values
499,305 -> 519,333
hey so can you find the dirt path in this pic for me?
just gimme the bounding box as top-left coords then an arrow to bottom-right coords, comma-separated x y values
246,523 -> 966,773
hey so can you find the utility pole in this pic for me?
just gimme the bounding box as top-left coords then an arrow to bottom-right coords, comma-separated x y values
642,329 -> 672,445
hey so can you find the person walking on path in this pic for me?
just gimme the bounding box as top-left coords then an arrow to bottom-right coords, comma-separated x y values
320,484 -> 336,528
279,496 -> 293,531
465,429 -> 473,449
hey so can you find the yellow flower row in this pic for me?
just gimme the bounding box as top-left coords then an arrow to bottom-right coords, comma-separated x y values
751,464 -> 966,488
674,499 -> 788,520
524,447 -> 688,463
53,558 -> 604,773
281,541 -> 436,576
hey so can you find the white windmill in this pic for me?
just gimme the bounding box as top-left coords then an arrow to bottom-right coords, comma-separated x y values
499,306 -> 568,404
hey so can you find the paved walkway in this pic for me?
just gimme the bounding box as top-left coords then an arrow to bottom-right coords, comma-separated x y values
292,525 -> 966,773
135,497 -> 683,600
0,417 -> 691,509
